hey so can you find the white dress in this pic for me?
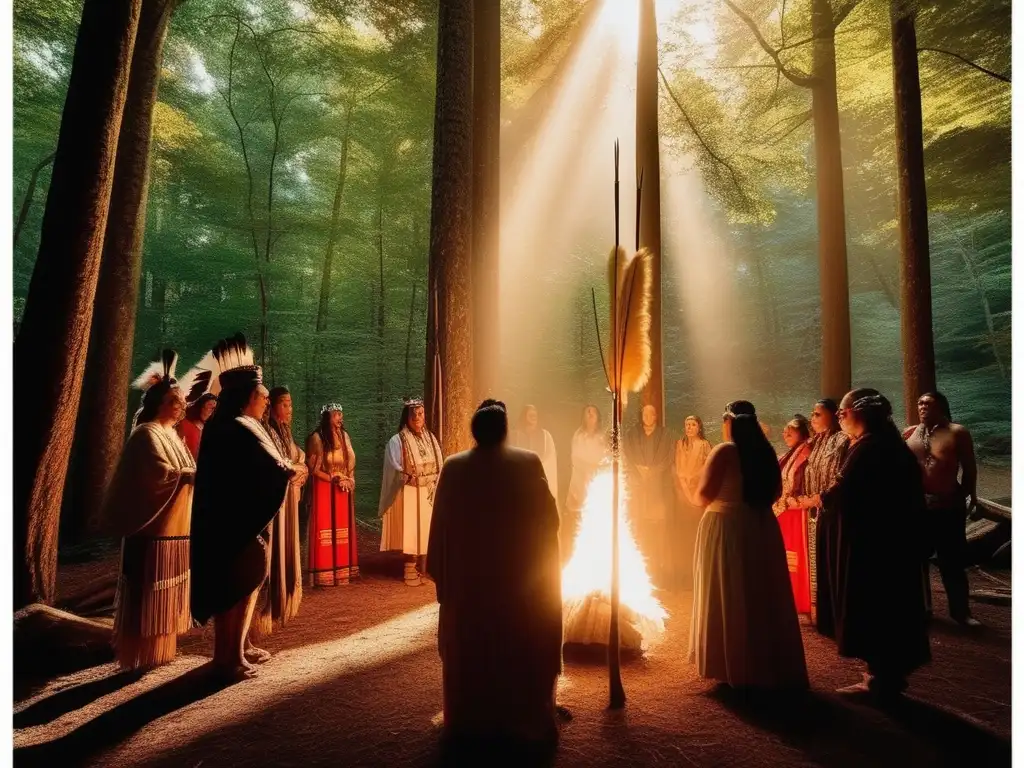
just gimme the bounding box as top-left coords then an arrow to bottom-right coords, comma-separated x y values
378,428 -> 443,556
688,443 -> 808,689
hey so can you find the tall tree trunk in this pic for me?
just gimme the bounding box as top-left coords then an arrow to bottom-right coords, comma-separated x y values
472,0 -> 500,401
13,0 -> 142,609
811,0 -> 852,401
68,0 -> 178,544
637,0 -> 665,422
13,151 -> 57,252
891,0 -> 935,425
377,198 -> 387,452
424,0 -> 475,456
316,103 -> 353,332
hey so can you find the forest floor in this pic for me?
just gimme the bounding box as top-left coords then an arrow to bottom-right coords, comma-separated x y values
13,527 -> 1012,768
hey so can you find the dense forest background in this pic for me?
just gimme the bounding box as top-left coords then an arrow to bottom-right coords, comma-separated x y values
13,0 -> 1011,524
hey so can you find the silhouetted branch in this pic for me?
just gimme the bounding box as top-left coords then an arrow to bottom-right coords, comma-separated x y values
918,47 -> 1011,83
723,0 -> 817,88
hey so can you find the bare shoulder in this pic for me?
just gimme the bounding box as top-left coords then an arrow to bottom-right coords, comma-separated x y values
902,426 -> 917,441
708,442 -> 737,461
950,422 -> 974,444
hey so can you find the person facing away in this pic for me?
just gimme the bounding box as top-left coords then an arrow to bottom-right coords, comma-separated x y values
510,404 -> 559,503
105,350 -> 195,670
688,400 -> 808,691
827,389 -> 931,698
427,399 -> 563,750
903,391 -> 981,627
190,334 -> 307,680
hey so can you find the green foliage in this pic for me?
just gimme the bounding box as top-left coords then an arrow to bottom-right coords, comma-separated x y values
12,0 -> 1011,534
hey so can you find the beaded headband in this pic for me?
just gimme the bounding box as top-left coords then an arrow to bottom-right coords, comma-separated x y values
320,402 -> 343,415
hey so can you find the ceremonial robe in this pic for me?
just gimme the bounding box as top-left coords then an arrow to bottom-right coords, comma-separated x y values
191,416 -> 293,624
427,446 -> 563,744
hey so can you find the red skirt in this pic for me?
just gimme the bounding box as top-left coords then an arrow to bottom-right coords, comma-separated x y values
308,477 -> 358,586
776,507 -> 810,614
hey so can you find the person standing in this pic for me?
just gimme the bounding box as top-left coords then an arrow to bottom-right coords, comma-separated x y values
250,386 -> 308,643
307,403 -> 359,586
796,398 -> 849,637
378,398 -> 444,586
510,404 -> 559,503
904,391 -> 981,626
176,393 -> 217,460
190,334 -> 307,679
689,400 -> 808,690
564,405 -> 608,560
623,404 -> 674,587
427,400 -> 563,752
105,351 -> 195,670
827,390 -> 931,698
673,415 -> 711,588
774,416 -> 813,616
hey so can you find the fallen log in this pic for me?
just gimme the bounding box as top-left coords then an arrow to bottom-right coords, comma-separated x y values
14,604 -> 114,676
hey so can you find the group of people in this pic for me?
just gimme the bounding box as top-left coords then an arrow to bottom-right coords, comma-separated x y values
689,388 -> 980,701
102,334 -> 445,679
100,332 -> 982,747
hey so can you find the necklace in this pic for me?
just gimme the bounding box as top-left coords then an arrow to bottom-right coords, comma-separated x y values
920,423 -> 939,468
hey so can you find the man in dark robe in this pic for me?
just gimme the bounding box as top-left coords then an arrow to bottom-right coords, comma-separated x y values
427,400 -> 563,753
824,390 -> 931,698
190,334 -> 305,679
623,404 -> 675,587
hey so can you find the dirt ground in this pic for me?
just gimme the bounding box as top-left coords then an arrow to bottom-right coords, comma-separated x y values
13,532 -> 1012,768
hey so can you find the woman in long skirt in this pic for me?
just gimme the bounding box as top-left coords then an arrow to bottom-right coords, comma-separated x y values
774,416 -> 812,615
306,404 -> 359,585
689,400 -> 808,690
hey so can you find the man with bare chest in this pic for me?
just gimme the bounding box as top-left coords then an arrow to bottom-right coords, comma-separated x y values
903,392 -> 980,627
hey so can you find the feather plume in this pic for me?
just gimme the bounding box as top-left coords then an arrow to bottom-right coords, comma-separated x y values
188,333 -> 257,396
603,247 -> 653,405
132,350 -> 178,391
177,366 -> 213,404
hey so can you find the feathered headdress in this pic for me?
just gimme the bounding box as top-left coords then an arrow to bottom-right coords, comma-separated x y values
131,349 -> 180,428
603,245 -> 653,407
186,333 -> 262,396
133,349 -> 178,391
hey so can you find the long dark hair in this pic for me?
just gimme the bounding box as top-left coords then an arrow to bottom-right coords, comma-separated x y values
210,381 -> 260,424
317,406 -> 347,452
847,388 -> 901,441
919,390 -> 952,421
185,393 -> 217,423
724,400 -> 782,507
265,387 -> 292,446
398,400 -> 424,433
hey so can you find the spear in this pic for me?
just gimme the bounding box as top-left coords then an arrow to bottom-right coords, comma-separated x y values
609,140 -> 625,709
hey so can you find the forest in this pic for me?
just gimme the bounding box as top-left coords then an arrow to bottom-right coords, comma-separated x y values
13,0 -> 1011,543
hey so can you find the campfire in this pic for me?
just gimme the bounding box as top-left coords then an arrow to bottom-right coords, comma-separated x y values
562,468 -> 668,653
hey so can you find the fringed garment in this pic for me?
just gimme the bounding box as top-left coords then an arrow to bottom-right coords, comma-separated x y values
251,424 -> 308,638
307,430 -> 358,586
379,428 -> 444,557
803,430 -> 849,636
104,421 -> 196,670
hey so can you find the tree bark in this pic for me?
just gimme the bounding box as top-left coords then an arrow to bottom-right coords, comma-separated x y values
424,0 -> 475,457
13,0 -> 142,609
891,0 -> 936,425
811,0 -> 852,401
316,103 -> 353,332
472,0 -> 500,402
636,0 -> 665,422
67,0 -> 178,543
13,151 -> 57,252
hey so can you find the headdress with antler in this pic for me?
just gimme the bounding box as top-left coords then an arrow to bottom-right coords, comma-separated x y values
132,349 -> 180,427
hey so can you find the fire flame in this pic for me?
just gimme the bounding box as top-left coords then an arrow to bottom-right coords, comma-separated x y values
561,468 -> 668,647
